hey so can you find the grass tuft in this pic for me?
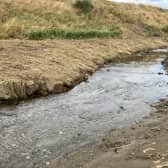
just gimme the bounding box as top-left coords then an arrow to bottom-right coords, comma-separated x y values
143,24 -> 161,37
73,0 -> 93,13
26,28 -> 122,40
0,0 -> 168,39
162,25 -> 168,33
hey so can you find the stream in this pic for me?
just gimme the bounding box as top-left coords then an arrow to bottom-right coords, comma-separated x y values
0,50 -> 168,168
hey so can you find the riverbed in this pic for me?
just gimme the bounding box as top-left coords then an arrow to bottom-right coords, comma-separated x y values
0,50 -> 168,168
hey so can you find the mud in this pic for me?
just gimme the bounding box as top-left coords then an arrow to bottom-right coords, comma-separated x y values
0,50 -> 168,168
50,99 -> 168,168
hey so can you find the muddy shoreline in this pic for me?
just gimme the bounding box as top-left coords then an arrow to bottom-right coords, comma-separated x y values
48,50 -> 168,168
0,38 -> 168,104
49,99 -> 168,168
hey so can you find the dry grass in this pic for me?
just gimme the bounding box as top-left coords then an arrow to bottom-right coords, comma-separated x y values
0,0 -> 168,39
0,37 -> 167,101
0,0 -> 168,101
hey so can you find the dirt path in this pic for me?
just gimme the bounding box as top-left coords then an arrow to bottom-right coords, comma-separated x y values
49,99 -> 168,168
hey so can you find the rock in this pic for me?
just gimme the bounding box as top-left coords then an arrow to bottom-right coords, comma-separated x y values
158,72 -> 164,75
46,162 -> 50,166
59,131 -> 63,135
53,81 -> 64,93
144,134 -> 151,139
120,106 -> 124,110
83,74 -> 89,81
114,148 -> 118,153
26,80 -> 38,96
26,155 -> 30,160
151,127 -> 161,132
131,126 -> 136,130
63,81 -> 74,89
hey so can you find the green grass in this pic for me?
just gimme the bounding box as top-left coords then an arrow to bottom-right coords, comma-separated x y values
26,28 -> 122,40
162,25 -> 168,33
73,0 -> 93,13
143,24 -> 161,37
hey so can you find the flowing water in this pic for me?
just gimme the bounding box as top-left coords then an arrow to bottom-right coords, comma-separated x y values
0,50 -> 168,168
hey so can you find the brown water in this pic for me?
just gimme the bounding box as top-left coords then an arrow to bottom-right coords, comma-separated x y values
0,50 -> 168,168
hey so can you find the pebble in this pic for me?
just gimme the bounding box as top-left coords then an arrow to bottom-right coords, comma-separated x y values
151,127 -> 161,132
59,131 -> 63,135
158,72 -> 164,75
152,142 -> 157,145
114,148 -> 118,153
46,162 -> 50,166
12,144 -> 16,147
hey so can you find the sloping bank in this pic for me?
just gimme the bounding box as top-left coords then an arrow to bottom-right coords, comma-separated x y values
0,37 -> 168,102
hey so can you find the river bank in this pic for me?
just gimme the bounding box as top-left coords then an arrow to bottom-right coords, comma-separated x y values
1,50 -> 168,168
0,37 -> 168,103
47,49 -> 168,168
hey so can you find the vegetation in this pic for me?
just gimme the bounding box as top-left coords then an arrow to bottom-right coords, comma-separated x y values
0,0 -> 168,39
73,0 -> 93,13
144,24 -> 161,37
26,28 -> 122,40
162,25 -> 168,33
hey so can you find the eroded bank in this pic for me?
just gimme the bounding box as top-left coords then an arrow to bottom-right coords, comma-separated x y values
0,37 -> 168,102
0,50 -> 168,168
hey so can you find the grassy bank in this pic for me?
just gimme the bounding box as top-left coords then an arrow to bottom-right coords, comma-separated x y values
0,37 -> 167,102
0,0 -> 168,39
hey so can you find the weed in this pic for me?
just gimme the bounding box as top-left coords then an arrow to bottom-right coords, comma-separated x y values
26,28 -> 122,40
144,24 -> 161,37
73,0 -> 93,13
162,25 -> 168,33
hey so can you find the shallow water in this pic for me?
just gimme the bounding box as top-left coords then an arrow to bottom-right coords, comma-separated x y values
0,52 -> 168,168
